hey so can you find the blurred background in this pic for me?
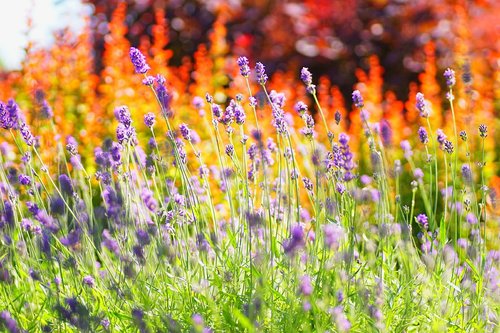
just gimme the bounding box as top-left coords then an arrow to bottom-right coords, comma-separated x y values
2,0 -> 499,101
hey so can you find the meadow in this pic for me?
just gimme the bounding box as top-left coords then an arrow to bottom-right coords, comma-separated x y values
0,2 -> 499,332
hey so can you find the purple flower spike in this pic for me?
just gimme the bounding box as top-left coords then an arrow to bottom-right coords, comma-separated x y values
144,112 -> 155,128
443,68 -> 456,87
20,123 -> 34,146
19,174 -> 32,186
59,174 -> 74,195
233,103 -> 246,125
323,224 -> 343,250
0,102 -> 12,129
479,124 -> 487,138
416,214 -> 428,229
461,164 -> 472,183
335,110 -> 341,125
129,47 -> 150,74
6,99 -> 22,129
179,124 -> 191,141
295,101 -> 308,114
115,106 -> 132,127
192,96 -> 205,109
336,182 -> 346,194
40,100 -> 53,119
83,275 -> 95,288
300,67 -> 313,87
416,92 -> 429,117
142,75 -> 154,86
380,119 -> 392,146
418,127 -> 428,144
299,275 -> 313,296
400,140 -> 413,158
255,62 -> 268,85
0,310 -> 21,333
352,90 -> 364,108
237,56 -> 250,77
436,129 -> 447,146
225,144 -> 234,157
443,140 -> 454,154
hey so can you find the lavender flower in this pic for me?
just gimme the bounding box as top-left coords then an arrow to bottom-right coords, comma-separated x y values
211,104 -> 222,118
299,275 -> 313,296
459,130 -> 467,141
335,133 -> 355,181
249,96 -> 257,107
247,144 -> 258,160
255,62 -> 268,85
233,103 -> 246,125
142,76 -> 154,86
29,268 -> 41,281
443,140 -> 454,154
144,113 -> 155,128
295,101 -> 308,114
416,214 -> 428,229
301,67 -> 316,93
436,129 -> 447,147
443,68 -> 456,87
380,119 -> 392,146
26,201 -> 40,215
413,168 -> 424,180
115,106 -> 132,127
352,90 -> 364,108
66,143 -> 78,157
400,140 -> 413,158
141,188 -> 158,212
179,124 -> 191,141
20,122 -> 34,146
59,174 -> 74,195
0,102 -> 12,129
155,75 -> 173,117
418,127 -> 428,144
205,93 -> 213,103
83,275 -> 95,288
173,193 -> 186,207
415,92 -> 429,117
323,224 -> 343,250
466,213 -> 477,225
300,67 -> 313,86
302,177 -> 313,192
0,310 -> 20,333
21,218 -> 33,232
192,313 -> 204,326
283,224 -> 305,255
129,47 -> 150,74
479,124 -> 487,138
335,110 -> 341,125
192,96 -> 205,110
225,144 -> 234,157
461,164 -> 472,183
136,229 -> 151,246
102,230 -> 120,255
40,100 -> 53,119
18,174 -> 31,186
331,306 -> 351,332
220,103 -> 235,125
6,99 -> 22,129
237,56 -> 250,77
336,182 -> 346,194
101,318 -> 110,330
60,228 -> 81,247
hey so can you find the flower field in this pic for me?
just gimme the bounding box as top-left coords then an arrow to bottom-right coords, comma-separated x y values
0,2 -> 499,332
